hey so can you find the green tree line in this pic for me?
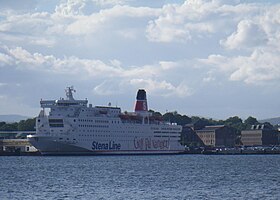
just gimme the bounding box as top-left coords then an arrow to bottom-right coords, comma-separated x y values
150,110 -> 272,134
0,118 -> 36,131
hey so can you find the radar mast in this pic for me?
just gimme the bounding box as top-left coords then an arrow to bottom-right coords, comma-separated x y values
65,86 -> 76,100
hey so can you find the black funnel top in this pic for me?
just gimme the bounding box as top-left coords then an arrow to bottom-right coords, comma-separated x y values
136,89 -> 146,100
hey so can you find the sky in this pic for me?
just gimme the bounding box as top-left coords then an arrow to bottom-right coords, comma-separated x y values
0,0 -> 280,120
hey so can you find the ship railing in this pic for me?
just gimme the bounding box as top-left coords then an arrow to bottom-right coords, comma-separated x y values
40,100 -> 56,108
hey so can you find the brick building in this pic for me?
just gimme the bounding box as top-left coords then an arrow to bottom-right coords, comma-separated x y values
195,125 -> 236,147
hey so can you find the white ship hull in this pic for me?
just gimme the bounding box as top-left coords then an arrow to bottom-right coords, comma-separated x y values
28,87 -> 185,155
28,129 -> 185,155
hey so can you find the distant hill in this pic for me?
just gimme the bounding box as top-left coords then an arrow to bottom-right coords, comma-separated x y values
259,117 -> 280,126
0,115 -> 31,123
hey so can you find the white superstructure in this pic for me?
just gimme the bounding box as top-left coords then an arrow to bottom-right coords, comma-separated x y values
28,87 -> 184,155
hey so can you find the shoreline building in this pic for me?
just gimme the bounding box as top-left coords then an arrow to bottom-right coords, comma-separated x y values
0,131 -> 37,153
195,125 -> 236,147
241,124 -> 279,146
181,123 -> 205,147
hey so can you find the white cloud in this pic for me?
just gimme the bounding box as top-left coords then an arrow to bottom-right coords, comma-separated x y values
93,80 -> 125,95
0,45 -> 192,98
0,46 -> 120,76
0,53 -> 13,66
221,20 -> 268,50
63,5 -> 160,35
0,12 -> 51,34
146,0 -> 222,42
93,0 -> 127,6
229,48 -> 280,84
145,0 -> 280,47
199,47 -> 280,85
30,38 -> 56,47
129,79 -> 193,97
55,0 -> 87,16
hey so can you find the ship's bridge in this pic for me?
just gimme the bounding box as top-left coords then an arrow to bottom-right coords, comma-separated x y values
40,86 -> 88,108
40,99 -> 88,108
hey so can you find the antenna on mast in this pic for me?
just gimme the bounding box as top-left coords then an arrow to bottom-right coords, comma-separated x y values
65,86 -> 76,100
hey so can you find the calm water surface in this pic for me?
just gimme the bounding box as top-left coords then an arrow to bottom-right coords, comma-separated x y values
0,155 -> 279,200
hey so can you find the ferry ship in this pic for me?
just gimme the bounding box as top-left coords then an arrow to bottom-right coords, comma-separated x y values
27,87 -> 184,155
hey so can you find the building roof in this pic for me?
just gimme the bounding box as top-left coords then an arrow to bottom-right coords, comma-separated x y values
250,124 -> 275,130
196,125 -> 225,132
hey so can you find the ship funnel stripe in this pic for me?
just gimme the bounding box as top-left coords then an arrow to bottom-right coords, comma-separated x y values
135,89 -> 148,112
136,89 -> 147,100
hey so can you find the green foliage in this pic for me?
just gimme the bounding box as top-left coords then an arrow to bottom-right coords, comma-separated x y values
0,122 -> 6,127
223,116 -> 244,134
162,112 -> 191,125
243,116 -> 259,129
191,116 -> 200,123
149,109 -> 162,117
224,116 -> 243,125
0,122 -> 18,131
18,118 -> 36,131
154,111 -> 264,133
0,118 -> 35,131
244,116 -> 258,125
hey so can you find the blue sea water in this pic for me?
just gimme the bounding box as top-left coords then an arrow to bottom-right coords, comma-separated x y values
0,155 -> 280,200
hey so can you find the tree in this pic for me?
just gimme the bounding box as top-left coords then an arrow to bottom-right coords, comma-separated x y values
0,118 -> 36,131
18,118 -> 36,131
224,116 -> 244,134
0,121 -> 6,128
163,112 -> 176,123
263,122 -> 273,129
181,115 -> 192,125
0,123 -> 18,131
244,116 -> 259,129
149,110 -> 162,118
191,116 -> 201,123
225,116 -> 242,125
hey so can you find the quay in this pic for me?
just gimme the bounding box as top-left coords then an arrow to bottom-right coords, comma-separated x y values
183,146 -> 280,155
0,131 -> 39,156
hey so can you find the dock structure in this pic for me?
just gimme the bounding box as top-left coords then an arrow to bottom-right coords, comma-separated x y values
0,131 -> 38,155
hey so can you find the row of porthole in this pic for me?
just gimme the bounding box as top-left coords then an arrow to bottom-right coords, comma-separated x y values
78,125 -> 108,128
77,134 -> 148,138
80,130 -> 110,133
